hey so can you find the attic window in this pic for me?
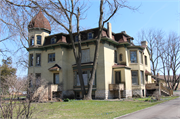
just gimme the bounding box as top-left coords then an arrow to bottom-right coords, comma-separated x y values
51,37 -> 56,44
88,32 -> 93,39
37,35 -> 41,45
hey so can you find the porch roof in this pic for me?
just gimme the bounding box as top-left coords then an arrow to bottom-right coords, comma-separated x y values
145,70 -> 151,75
112,64 -> 131,69
48,64 -> 61,71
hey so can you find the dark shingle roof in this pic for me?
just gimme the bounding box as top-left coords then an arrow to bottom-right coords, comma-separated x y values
28,11 -> 51,32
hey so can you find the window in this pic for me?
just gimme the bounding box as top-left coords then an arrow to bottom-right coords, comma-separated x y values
75,72 -> 80,86
115,71 -> 121,84
29,54 -> 33,66
88,32 -> 93,39
75,35 -> 78,42
36,54 -> 41,66
30,36 -> 34,46
29,74 -> 33,88
141,71 -> 144,84
48,53 -> 55,62
35,73 -> 41,87
119,54 -> 123,61
139,51 -> 143,64
145,75 -> 148,82
74,70 -> 95,86
145,56 -> 147,65
51,37 -> 56,44
54,73 -> 59,84
130,51 -> 137,63
131,71 -> 138,85
29,79 -> 33,88
114,50 -> 117,63
83,71 -> 88,86
81,49 -> 90,63
37,35 -> 41,45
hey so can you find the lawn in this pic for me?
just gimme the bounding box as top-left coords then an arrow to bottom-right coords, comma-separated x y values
32,96 -> 178,119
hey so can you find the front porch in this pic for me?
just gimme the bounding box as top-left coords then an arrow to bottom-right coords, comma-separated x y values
109,84 -> 124,99
146,83 -> 173,96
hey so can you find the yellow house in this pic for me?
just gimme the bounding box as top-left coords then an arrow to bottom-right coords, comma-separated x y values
27,11 -> 152,99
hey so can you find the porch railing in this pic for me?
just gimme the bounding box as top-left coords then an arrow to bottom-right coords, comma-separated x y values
109,84 -> 124,91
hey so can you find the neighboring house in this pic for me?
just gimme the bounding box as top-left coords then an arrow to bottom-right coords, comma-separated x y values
27,11 -> 152,99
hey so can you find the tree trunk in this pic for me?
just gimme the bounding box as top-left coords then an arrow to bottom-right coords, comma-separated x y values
76,60 -> 86,97
84,0 -> 104,100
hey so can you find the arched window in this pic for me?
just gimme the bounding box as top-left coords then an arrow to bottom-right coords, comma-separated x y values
88,32 -> 93,39
51,37 -> 56,44
30,36 -> 34,46
37,35 -> 41,45
119,54 -> 122,61
114,50 -> 117,63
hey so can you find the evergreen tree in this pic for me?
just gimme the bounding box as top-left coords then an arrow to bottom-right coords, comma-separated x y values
0,57 -> 16,94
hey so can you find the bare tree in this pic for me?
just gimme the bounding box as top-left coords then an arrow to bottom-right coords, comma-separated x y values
2,0 -> 138,100
160,32 -> 180,90
0,75 -> 33,119
137,29 -> 164,76
0,73 -> 51,119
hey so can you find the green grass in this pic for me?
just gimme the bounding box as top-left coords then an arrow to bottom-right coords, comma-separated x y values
32,96 -> 178,119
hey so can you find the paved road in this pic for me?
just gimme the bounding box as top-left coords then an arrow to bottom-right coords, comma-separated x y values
116,91 -> 180,119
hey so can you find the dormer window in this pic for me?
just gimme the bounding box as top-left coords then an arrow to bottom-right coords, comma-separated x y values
75,35 -> 78,42
51,37 -> 56,44
30,36 -> 34,46
88,32 -> 93,39
37,35 -> 41,45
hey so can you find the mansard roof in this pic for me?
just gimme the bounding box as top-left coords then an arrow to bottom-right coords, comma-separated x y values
28,11 -> 51,32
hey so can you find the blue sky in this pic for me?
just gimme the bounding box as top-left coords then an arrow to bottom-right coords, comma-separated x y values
82,0 -> 179,38
0,0 -> 179,77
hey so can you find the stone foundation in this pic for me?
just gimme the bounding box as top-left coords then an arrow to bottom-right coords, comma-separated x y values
95,90 -> 106,99
122,90 -> 132,98
95,90 -> 132,99
132,89 -> 143,97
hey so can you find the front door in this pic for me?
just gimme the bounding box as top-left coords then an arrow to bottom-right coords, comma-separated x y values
54,73 -> 59,84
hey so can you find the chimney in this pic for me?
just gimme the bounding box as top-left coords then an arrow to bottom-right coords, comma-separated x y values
141,41 -> 148,47
107,22 -> 112,39
157,73 -> 159,77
